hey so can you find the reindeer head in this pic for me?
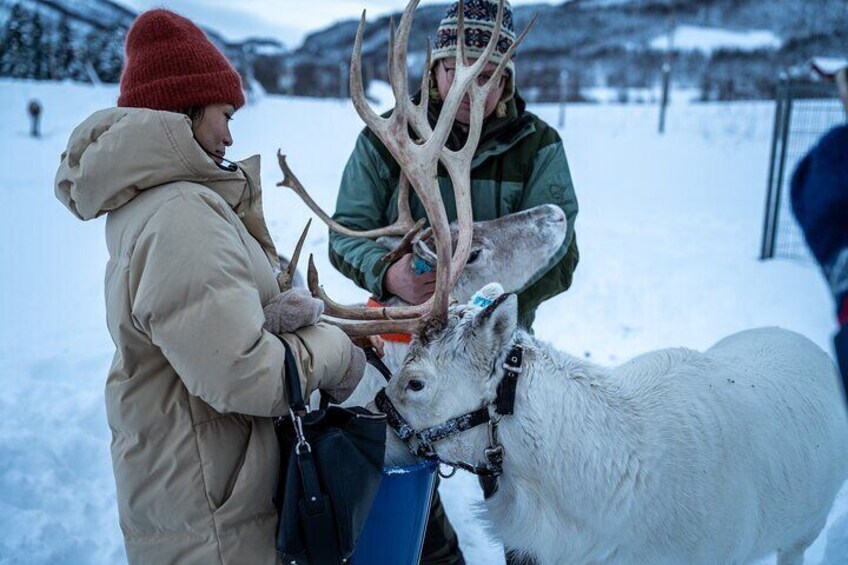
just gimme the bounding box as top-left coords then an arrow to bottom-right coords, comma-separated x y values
386,284 -> 520,463
378,204 -> 567,303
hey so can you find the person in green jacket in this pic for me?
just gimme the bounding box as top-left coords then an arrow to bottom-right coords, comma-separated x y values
330,0 -> 578,332
329,2 -> 579,563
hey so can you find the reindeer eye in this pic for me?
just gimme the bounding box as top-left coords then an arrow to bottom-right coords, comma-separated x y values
407,379 -> 425,392
467,249 -> 481,264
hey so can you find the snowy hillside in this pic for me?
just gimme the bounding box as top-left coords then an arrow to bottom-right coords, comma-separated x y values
3,0 -> 845,100
0,79 -> 846,563
293,0 -> 845,101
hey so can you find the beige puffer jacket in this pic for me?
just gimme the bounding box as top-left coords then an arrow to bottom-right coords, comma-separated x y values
55,108 -> 352,564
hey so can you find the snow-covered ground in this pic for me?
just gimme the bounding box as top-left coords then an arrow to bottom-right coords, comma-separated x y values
0,78 -> 845,564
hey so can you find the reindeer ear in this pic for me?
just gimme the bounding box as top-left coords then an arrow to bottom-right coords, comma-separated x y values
468,282 -> 504,309
473,292 -> 518,349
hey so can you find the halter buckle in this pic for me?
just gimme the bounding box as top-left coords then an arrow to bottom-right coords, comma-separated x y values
484,444 -> 504,476
413,440 -> 436,460
502,360 -> 523,373
502,346 -> 524,373
487,416 -> 501,445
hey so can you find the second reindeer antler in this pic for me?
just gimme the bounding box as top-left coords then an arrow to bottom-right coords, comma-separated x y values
279,0 -> 534,337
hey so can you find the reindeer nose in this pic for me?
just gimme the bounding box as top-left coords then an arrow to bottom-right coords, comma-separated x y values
544,204 -> 566,223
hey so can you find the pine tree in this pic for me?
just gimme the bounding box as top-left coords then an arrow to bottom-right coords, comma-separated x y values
31,11 -> 49,80
0,4 -> 35,78
87,26 -> 125,84
53,17 -> 71,80
99,26 -> 125,83
53,17 -> 87,81
84,29 -> 106,83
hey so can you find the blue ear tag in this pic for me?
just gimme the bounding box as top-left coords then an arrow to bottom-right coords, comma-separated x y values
413,257 -> 434,275
472,294 -> 494,308
469,282 -> 504,309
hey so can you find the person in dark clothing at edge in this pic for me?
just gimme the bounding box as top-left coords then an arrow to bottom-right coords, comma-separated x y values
791,65 -> 848,406
328,1 -> 579,563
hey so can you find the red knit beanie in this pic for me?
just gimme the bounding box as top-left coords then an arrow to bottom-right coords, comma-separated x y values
118,9 -> 245,111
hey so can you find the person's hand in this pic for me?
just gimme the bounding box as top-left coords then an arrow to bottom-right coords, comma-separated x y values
351,335 -> 385,358
383,253 -> 436,305
263,288 -> 324,335
324,340 -> 367,403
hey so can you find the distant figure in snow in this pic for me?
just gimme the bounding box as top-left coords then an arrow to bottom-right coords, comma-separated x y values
28,99 -> 41,138
791,65 -> 848,404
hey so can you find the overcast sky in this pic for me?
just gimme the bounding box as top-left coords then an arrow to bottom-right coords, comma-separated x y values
119,0 -> 557,48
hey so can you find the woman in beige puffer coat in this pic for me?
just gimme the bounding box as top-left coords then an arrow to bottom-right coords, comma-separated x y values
54,10 -> 367,564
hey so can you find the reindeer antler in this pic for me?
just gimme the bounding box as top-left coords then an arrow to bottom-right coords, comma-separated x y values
280,0 -> 534,337
277,219 -> 311,292
277,151 -> 424,239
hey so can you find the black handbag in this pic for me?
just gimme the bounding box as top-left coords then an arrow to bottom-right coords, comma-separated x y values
274,341 -> 387,564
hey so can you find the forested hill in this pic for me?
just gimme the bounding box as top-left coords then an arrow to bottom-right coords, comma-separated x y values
1,0 -> 844,101
292,0 -> 845,101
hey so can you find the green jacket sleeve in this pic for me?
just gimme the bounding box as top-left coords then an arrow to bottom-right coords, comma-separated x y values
515,136 -> 579,329
329,132 -> 397,300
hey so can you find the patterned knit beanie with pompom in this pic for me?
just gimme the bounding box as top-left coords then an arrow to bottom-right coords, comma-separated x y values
431,0 -> 518,103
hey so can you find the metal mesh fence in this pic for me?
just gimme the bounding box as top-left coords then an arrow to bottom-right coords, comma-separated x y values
760,81 -> 846,261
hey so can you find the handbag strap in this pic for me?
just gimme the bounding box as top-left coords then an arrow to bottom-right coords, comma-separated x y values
279,341 -> 344,563
282,340 -> 307,415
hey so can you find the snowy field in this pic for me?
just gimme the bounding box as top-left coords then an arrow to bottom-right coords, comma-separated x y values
0,78 -> 846,564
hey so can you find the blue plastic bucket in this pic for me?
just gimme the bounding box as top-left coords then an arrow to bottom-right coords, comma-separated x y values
351,459 -> 438,564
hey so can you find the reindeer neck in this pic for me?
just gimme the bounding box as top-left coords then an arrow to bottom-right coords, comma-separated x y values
491,331 -> 642,515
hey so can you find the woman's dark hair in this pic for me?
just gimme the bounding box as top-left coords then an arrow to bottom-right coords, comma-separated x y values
180,107 -> 204,122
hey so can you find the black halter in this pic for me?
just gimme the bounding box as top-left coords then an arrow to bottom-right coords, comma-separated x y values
371,344 -> 524,499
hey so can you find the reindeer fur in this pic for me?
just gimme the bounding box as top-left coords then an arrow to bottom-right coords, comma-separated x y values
386,293 -> 848,565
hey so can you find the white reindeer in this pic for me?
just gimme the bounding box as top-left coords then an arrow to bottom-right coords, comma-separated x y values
381,284 -> 848,565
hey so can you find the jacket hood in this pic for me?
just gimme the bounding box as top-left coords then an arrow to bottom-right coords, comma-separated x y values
55,107 -> 278,263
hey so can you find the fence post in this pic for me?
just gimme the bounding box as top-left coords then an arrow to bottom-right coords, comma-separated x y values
769,86 -> 794,256
658,62 -> 670,134
760,79 -> 787,260
658,8 -> 674,134
760,77 -> 794,260
558,69 -> 568,129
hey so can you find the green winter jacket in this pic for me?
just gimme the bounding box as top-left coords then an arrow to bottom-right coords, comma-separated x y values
329,93 -> 579,329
